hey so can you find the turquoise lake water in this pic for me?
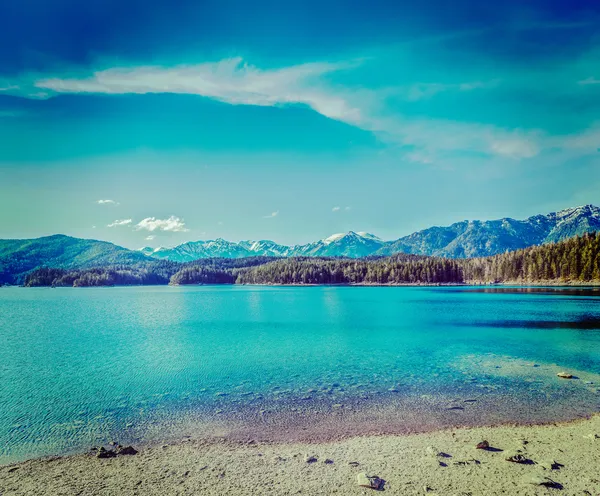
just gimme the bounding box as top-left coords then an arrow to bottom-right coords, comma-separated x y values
1,285 -> 600,463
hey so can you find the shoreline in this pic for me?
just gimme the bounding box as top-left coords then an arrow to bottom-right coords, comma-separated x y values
7,281 -> 600,288
2,413 -> 599,495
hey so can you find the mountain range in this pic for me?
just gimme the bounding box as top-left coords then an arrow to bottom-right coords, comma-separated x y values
1,205 -> 599,284
141,205 -> 600,261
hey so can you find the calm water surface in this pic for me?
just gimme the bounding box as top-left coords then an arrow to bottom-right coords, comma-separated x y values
1,286 -> 600,463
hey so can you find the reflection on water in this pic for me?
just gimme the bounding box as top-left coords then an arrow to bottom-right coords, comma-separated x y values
461,286 -> 600,297
0,285 -> 599,463
457,317 -> 600,330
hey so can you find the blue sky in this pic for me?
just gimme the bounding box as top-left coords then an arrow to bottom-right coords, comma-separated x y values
1,0 -> 599,248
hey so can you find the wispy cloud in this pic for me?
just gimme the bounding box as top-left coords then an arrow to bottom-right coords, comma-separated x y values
403,80 -> 499,101
135,216 -> 189,232
578,76 -> 600,86
263,210 -> 279,219
97,199 -> 119,205
145,235 -> 156,241
34,58 -> 363,125
107,219 -> 132,227
12,56 -> 592,161
332,206 -> 341,212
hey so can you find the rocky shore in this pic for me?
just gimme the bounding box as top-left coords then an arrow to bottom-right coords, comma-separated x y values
1,414 -> 599,495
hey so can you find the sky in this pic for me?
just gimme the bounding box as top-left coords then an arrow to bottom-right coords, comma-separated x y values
1,0 -> 599,248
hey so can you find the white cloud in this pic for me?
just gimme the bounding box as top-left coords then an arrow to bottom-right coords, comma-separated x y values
332,206 -> 341,212
135,215 -> 189,232
263,211 -> 279,219
107,219 -> 132,227
35,58 -> 362,125
345,206 -> 352,211
145,235 -> 156,241
97,199 -> 119,205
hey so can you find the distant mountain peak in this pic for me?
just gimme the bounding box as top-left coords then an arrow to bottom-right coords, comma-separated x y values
132,204 -> 600,262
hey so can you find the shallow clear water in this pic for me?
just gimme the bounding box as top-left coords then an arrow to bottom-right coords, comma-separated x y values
1,285 -> 600,463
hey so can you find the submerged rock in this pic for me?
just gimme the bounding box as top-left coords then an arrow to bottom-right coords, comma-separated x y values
425,446 -> 441,457
539,459 -> 561,470
528,475 -> 561,488
116,445 -> 138,455
356,473 -> 385,490
506,453 -> 528,464
557,372 -> 573,379
96,447 -> 116,459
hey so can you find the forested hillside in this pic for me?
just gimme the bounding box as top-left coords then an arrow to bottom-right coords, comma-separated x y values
0,235 -> 151,284
10,233 -> 600,287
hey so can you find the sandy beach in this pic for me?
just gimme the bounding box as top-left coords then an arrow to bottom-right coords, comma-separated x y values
1,413 -> 599,495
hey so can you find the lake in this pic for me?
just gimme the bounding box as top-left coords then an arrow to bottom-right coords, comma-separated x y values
1,285 -> 600,463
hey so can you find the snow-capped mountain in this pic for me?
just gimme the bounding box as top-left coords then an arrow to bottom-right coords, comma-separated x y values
140,205 -> 600,261
142,239 -> 254,262
375,204 -> 600,258
290,232 -> 384,258
144,232 -> 384,261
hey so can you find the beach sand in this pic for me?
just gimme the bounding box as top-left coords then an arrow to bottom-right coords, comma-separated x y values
1,414 -> 599,495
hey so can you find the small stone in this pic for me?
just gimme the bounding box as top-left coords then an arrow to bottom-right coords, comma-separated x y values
539,459 -> 560,470
425,446 -> 440,457
453,458 -> 480,466
506,453 -> 528,464
324,458 -> 334,464
557,372 -> 573,379
304,455 -> 318,463
356,473 -> 384,490
528,475 -> 559,488
348,461 -> 360,467
475,440 -> 489,450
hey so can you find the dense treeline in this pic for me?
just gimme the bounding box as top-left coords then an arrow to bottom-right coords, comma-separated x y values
24,261 -> 181,287
462,232 -> 600,283
238,233 -> 600,285
19,234 -> 600,287
168,256 -> 276,285
24,257 -> 277,287
237,254 -> 464,284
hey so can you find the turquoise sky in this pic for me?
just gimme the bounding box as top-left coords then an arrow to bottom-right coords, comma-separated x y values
1,0 -> 599,248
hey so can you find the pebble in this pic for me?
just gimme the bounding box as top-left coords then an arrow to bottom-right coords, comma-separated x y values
356,473 -> 384,490
304,455 -> 318,463
425,446 -> 441,457
557,372 -> 573,379
475,440 -> 489,450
